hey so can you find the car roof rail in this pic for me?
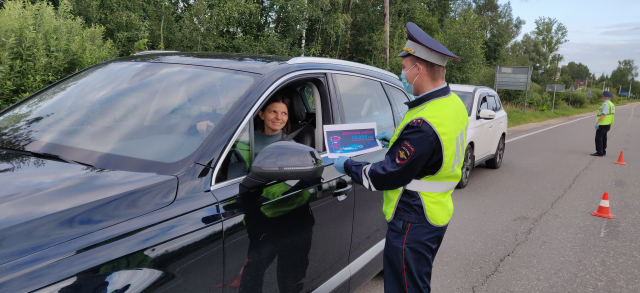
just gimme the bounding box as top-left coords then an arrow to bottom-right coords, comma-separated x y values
287,57 -> 398,79
133,50 -> 180,56
473,86 -> 496,94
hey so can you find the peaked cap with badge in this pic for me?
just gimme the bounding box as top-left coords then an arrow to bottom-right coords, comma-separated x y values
398,22 -> 460,67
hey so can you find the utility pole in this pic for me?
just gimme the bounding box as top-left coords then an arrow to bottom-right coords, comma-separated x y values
384,0 -> 390,69
301,0 -> 307,56
629,80 -> 633,100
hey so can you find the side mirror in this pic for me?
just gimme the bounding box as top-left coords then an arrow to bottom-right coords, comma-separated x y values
240,141 -> 324,190
478,109 -> 496,120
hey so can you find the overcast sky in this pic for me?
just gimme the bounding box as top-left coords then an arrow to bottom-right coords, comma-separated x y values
501,0 -> 640,77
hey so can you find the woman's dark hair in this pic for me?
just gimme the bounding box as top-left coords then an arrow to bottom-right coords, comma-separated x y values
256,92 -> 292,137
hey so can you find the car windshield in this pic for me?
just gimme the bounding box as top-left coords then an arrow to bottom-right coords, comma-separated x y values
452,90 -> 473,116
0,62 -> 257,173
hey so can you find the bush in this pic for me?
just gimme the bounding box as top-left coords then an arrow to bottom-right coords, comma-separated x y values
0,0 -> 117,110
570,94 -> 587,108
560,91 -> 587,108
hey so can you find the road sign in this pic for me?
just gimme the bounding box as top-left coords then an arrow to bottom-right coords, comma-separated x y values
620,92 -> 629,95
546,84 -> 565,92
546,84 -> 565,112
587,90 -> 593,98
494,66 -> 532,91
569,85 -> 575,92
494,66 -> 532,113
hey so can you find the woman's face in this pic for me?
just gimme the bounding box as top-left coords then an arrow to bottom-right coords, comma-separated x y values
259,102 -> 288,135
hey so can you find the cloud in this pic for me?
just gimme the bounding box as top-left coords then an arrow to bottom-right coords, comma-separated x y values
558,40 -> 640,74
601,26 -> 640,37
598,22 -> 640,29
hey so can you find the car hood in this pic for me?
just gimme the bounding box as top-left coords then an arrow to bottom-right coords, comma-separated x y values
0,152 -> 177,265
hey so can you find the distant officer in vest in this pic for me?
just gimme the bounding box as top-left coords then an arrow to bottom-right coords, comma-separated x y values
334,22 -> 468,293
591,91 -> 615,157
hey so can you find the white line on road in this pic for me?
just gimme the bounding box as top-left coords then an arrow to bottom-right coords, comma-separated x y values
506,115 -> 593,144
627,104 -> 637,133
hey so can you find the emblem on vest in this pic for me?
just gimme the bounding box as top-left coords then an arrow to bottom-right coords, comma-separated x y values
396,140 -> 416,164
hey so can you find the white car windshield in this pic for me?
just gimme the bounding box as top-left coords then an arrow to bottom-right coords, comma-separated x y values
452,90 -> 474,116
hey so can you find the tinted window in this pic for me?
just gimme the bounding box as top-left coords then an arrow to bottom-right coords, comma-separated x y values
452,90 -> 473,116
300,85 -> 316,112
487,95 -> 497,111
0,62 -> 256,173
492,95 -> 503,111
479,96 -> 489,112
334,74 -> 394,133
384,85 -> 410,125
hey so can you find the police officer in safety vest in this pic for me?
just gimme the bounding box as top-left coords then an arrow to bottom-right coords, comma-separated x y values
591,91 -> 615,157
334,22 -> 468,292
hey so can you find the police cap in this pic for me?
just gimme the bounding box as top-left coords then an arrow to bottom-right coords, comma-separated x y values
397,22 -> 460,67
603,91 -> 613,98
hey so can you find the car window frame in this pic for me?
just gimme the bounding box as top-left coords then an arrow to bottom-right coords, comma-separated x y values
476,93 -> 489,118
211,70 -> 342,189
486,94 -> 498,112
492,94 -> 503,111
381,83 -> 411,126
211,70 -> 402,190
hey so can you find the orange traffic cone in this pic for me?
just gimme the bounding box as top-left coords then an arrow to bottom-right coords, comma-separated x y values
592,192 -> 615,219
615,151 -> 627,165
228,259 -> 248,288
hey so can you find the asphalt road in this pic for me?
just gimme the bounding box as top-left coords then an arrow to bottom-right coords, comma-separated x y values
357,103 -> 640,292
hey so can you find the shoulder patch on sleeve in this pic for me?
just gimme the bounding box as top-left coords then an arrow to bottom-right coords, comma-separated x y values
408,118 -> 426,127
396,140 -> 416,164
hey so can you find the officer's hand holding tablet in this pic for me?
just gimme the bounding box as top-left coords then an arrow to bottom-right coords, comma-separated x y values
375,131 -> 393,148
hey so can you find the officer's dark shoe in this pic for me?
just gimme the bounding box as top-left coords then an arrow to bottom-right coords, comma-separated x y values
591,152 -> 604,157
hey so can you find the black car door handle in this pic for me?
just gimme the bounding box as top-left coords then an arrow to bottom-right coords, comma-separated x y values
332,184 -> 352,197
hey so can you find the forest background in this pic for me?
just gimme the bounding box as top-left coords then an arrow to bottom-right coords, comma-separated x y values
0,0 -> 638,114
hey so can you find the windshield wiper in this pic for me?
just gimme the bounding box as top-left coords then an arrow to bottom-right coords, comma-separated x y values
0,147 -> 97,168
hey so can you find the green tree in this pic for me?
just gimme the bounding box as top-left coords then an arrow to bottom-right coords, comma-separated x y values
436,8 -> 486,84
609,59 -> 638,93
561,61 -> 590,80
68,0 -> 150,56
505,17 -> 568,84
0,0 -> 116,110
472,0 -> 524,65
533,17 -> 568,73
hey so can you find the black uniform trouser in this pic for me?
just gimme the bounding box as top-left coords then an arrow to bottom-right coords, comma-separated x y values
595,124 -> 611,155
383,218 -> 448,293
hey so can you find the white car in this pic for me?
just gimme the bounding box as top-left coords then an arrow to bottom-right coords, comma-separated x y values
450,84 -> 507,188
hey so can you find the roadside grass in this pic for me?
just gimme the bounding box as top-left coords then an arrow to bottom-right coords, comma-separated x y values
505,100 -> 638,128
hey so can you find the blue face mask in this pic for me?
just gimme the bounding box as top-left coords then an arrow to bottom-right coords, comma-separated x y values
401,64 -> 419,96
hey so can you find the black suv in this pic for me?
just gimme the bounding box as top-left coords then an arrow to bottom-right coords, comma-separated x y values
0,52 -> 412,292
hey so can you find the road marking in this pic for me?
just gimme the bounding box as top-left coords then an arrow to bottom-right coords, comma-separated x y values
627,104 -> 637,133
600,222 -> 607,237
506,115 -> 593,144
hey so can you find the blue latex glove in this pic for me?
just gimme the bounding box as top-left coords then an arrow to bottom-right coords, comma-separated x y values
595,124 -> 599,130
375,131 -> 393,148
334,156 -> 349,175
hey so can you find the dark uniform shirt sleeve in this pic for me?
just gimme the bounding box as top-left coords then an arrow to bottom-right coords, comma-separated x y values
343,118 -> 443,191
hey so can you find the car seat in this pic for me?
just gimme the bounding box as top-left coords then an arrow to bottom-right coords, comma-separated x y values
280,87 -> 315,147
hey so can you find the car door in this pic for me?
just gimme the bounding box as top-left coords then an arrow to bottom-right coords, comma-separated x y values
492,93 -> 508,137
485,94 -> 502,153
213,77 -> 355,293
331,73 -> 398,290
473,93 -> 495,160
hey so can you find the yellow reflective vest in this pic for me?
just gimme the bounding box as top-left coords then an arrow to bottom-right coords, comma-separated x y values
383,92 -> 468,226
